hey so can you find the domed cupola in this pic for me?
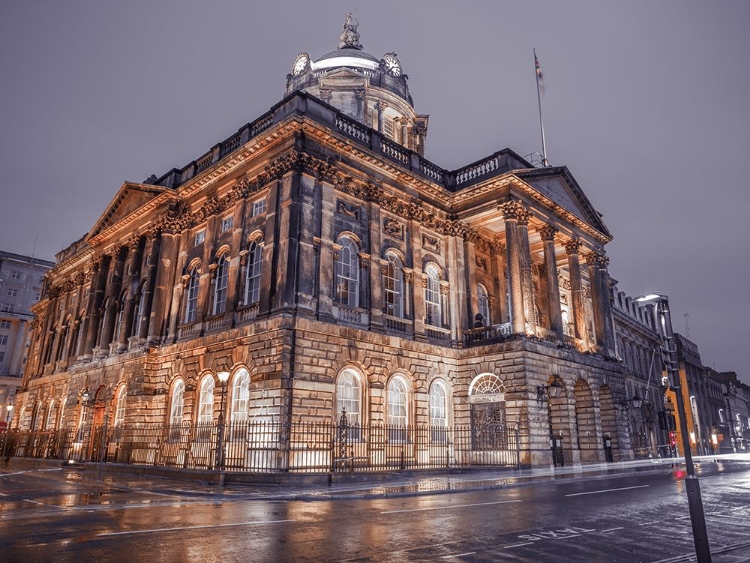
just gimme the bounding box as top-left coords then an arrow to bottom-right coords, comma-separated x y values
285,13 -> 429,155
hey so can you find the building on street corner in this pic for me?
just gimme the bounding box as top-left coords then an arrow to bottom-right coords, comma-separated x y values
12,15 -> 685,470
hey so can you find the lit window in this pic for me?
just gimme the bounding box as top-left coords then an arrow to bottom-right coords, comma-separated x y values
245,241 -> 262,305
387,377 -> 409,442
477,284 -> 490,326
251,199 -> 266,217
221,216 -> 234,233
11,271 -> 21,280
34,293 -> 40,301
231,369 -> 250,423
212,256 -> 229,316
194,230 -> 205,246
114,387 -> 127,427
198,377 -> 215,424
424,265 -> 441,326
7,289 -> 17,298
184,270 -> 199,324
336,369 -> 361,426
383,252 -> 403,318
170,380 -> 185,425
44,401 -> 56,430
430,381 -> 449,443
334,237 -> 359,307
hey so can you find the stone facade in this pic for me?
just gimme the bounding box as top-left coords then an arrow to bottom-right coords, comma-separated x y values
14,17 -> 636,467
0,250 -> 53,427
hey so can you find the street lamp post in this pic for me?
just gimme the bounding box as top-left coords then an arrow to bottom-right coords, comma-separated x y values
6,405 -> 13,427
215,371 -> 230,472
637,294 -> 711,562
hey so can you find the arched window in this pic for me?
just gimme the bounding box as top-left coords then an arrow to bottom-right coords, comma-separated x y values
231,369 -> 250,423
76,402 -> 88,442
212,256 -> 229,316
169,380 -> 185,426
114,386 -> 127,427
336,368 -> 362,426
477,284 -> 490,326
387,376 -> 409,442
430,380 -> 449,443
335,237 -> 359,307
184,269 -> 199,324
383,252 -> 404,318
198,376 -> 215,424
58,396 -> 67,429
45,400 -> 56,431
424,264 -> 441,326
245,241 -> 263,305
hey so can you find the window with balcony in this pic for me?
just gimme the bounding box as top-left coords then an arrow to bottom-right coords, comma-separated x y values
334,237 -> 359,308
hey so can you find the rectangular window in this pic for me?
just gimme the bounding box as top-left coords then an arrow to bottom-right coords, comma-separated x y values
7,289 -> 17,298
221,216 -> 233,233
0,352 -> 4,362
251,199 -> 266,217
383,117 -> 395,140
0,304 -> 12,313
194,230 -> 205,245
0,320 -> 10,329
0,335 -> 7,345
11,271 -> 22,280
38,275 -> 44,284
34,292 -> 41,301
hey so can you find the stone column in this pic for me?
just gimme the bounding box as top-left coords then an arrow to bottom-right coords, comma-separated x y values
138,234 -> 161,340
368,204 -> 384,332
540,225 -> 563,340
564,239 -> 587,343
586,250 -> 617,357
449,236 -> 467,342
516,208 -> 537,330
376,101 -> 387,133
117,237 -> 144,350
99,246 -> 127,352
500,200 -> 526,334
148,231 -> 178,344
83,255 -> 110,358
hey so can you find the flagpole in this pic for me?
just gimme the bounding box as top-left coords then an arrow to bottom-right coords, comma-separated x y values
534,49 -> 549,167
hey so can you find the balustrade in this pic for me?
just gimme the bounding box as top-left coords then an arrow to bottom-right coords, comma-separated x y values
335,115 -> 371,143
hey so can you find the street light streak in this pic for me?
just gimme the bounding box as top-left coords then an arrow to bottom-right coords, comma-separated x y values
599,527 -> 624,533
565,485 -> 649,497
97,519 -> 294,537
440,553 -> 476,559
380,499 -> 520,514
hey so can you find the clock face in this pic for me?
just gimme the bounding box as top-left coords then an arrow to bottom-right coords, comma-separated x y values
383,53 -> 401,76
292,53 -> 309,76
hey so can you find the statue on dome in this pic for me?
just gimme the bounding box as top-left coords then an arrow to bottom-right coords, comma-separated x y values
338,12 -> 362,50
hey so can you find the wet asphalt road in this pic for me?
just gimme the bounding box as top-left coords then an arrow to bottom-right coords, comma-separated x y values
1,463 -> 749,562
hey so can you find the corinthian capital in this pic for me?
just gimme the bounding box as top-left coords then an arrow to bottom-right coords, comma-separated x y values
499,200 -> 528,222
539,224 -> 558,242
585,249 -> 609,268
564,239 -> 582,256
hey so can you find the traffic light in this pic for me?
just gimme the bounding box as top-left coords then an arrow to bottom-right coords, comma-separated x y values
669,431 -> 677,448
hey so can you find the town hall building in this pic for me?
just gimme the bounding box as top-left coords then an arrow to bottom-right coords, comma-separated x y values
14,16 -> 645,469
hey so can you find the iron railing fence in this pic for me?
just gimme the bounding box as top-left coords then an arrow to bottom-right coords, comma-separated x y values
0,421 -> 520,473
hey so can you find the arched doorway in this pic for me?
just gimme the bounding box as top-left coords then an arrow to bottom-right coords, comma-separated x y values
546,376 -> 571,466
574,379 -> 600,462
599,385 -> 619,461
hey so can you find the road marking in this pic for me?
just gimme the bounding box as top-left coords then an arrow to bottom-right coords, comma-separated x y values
381,499 -> 521,514
0,468 -> 62,478
440,553 -> 475,559
97,519 -> 294,537
504,542 -> 533,549
565,485 -> 649,497
600,527 -> 624,533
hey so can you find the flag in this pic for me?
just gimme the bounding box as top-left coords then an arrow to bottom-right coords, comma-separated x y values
534,51 -> 545,95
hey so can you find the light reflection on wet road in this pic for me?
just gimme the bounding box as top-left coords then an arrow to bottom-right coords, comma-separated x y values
1,463 -> 749,562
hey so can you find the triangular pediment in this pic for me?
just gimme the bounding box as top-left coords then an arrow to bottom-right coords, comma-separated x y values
86,182 -> 169,241
515,167 -> 611,238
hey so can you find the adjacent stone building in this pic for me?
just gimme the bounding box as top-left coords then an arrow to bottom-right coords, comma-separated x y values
14,16 -> 636,467
0,250 -> 53,428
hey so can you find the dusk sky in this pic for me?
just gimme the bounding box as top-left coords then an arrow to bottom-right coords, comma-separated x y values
1,1 -> 748,382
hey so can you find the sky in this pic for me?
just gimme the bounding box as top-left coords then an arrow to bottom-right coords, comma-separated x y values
1,1 -> 748,382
